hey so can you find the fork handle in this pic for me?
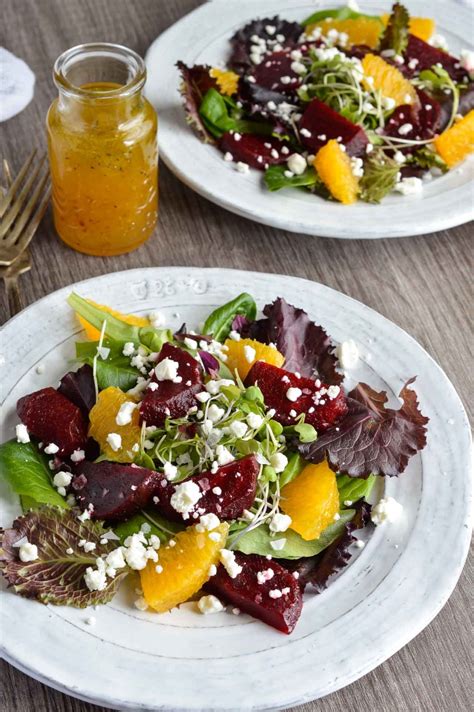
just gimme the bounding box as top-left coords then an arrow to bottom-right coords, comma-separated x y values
4,274 -> 22,317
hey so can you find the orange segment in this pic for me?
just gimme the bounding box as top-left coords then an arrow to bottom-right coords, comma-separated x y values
140,522 -> 229,612
77,300 -> 149,340
224,338 -> 285,380
280,460 -> 339,540
380,14 -> 435,42
313,140 -> 359,205
306,17 -> 384,49
362,53 -> 419,107
88,386 -> 141,462
434,110 -> 474,168
210,68 -> 239,96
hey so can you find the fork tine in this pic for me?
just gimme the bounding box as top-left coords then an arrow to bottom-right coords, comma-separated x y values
3,159 -> 13,188
13,183 -> 51,257
0,154 -> 47,238
0,150 -> 37,218
3,169 -> 50,248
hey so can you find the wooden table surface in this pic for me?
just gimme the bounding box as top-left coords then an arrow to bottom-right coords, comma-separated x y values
1,1 -> 472,710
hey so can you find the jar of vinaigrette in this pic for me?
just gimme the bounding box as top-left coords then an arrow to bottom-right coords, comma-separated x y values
47,43 -> 158,255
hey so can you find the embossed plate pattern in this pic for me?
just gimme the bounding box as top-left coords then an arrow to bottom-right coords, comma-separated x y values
145,0 -> 474,238
0,267 -> 471,710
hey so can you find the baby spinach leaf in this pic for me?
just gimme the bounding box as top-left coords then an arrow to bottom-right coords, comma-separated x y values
264,165 -> 319,192
233,510 -> 354,559
279,452 -> 306,487
199,89 -> 274,139
302,6 -> 382,27
203,292 -> 257,342
337,474 -> 376,505
0,440 -> 68,509
114,510 -> 184,545
75,339 -> 141,392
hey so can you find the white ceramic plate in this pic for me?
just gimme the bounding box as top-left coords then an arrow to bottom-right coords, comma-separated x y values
145,0 -> 474,239
0,267 -> 471,711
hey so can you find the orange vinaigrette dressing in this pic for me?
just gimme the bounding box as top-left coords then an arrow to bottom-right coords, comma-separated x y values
47,48 -> 158,256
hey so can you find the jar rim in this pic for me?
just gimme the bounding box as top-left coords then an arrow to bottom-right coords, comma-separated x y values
53,42 -> 146,99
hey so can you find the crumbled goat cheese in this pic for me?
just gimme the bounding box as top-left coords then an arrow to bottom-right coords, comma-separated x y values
351,156 -> 364,177
163,461 -> 178,481
246,412 -> 264,430
229,420 -> 248,438
269,513 -> 292,533
134,596 -> 148,611
287,153 -> 307,175
19,540 -> 38,562
15,424 -> 30,443
122,342 -> 135,356
257,568 -> 274,584
216,444 -> 235,465
327,385 -> 341,400
371,496 -> 403,525
229,329 -> 241,341
220,549 -> 243,578
170,481 -> 202,518
106,432 -> 122,451
70,449 -> 85,463
236,161 -> 250,173
198,594 -> 225,614
270,452 -> 288,473
224,152 -> 233,162
53,470 -> 72,488
207,403 -> 225,423
243,344 -> 256,363
269,589 -> 283,599
286,386 -> 302,402
196,513 -> 221,532
398,123 -> 413,136
460,49 -> 474,77
44,443 -> 59,454
84,558 -> 107,591
291,60 -> 306,75
430,34 -> 448,51
336,339 -> 359,369
394,176 -> 423,196
116,401 -> 138,426
154,357 -> 180,382
148,310 -> 165,328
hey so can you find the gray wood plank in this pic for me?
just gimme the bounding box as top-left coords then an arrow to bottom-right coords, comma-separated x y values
1,1 -> 472,711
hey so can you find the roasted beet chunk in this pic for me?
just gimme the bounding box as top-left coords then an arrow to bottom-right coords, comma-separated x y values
219,132 -> 289,169
140,343 -> 202,427
230,17 -> 303,74
205,553 -> 303,633
58,364 -> 96,417
17,387 -> 88,457
252,50 -> 302,94
299,99 -> 368,156
72,461 -> 161,521
404,34 -> 469,82
384,89 -> 440,141
245,361 -> 348,433
153,455 -> 259,523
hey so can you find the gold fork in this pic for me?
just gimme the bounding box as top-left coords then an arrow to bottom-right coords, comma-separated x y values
0,153 -> 50,317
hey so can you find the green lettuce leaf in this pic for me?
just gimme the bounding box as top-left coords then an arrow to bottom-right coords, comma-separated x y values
379,3 -> 410,56
264,165 -> 319,192
203,292 -> 257,342
0,507 -> 127,606
337,474 -> 376,504
302,6 -> 383,27
359,150 -> 400,203
0,441 -> 68,510
233,509 -> 354,559
75,339 -> 141,391
199,89 -> 274,139
114,510 -> 184,545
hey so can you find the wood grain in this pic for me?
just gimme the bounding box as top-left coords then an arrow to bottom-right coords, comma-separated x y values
0,1 -> 472,711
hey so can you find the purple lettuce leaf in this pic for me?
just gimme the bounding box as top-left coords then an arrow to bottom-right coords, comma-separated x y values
246,297 -> 342,385
176,61 -> 218,143
298,378 -> 429,477
285,501 -> 372,592
0,507 -> 127,606
229,16 -> 303,74
199,351 -> 220,377
174,324 -> 212,344
58,364 -> 96,417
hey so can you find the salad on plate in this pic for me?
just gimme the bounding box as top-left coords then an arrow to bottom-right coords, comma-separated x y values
177,2 -> 474,204
0,292 -> 429,633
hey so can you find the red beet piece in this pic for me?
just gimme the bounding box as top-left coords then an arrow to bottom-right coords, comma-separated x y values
205,553 -> 303,634
252,50 -> 302,93
140,343 -> 202,427
71,461 -> 161,521
153,454 -> 259,523
219,132 -> 289,170
384,89 -> 440,141
17,387 -> 88,457
299,99 -> 368,157
245,361 -> 348,433
404,34 -> 468,82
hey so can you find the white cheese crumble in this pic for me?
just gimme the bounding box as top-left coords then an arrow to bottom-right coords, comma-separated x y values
257,568 -> 274,584
19,540 -> 38,562
154,357 -> 180,382
224,152 -> 233,162
243,344 -> 256,363
207,403 -> 225,423
270,452 -> 288,473
53,470 -> 72,488
336,339 -> 359,369
220,549 -> 243,578
394,177 -> 423,196
269,589 -> 283,599
163,461 -> 178,481
134,596 -> 148,611
170,481 -> 202,519
327,385 -> 341,400
247,412 -> 264,430
15,424 -> 30,443
429,34 -> 448,51
287,153 -> 307,175
270,538 -> 287,551
115,401 -> 138,426
398,123 -> 413,136
286,386 -> 302,402
236,161 -> 250,173
148,310 -> 165,328
196,513 -> 220,532
460,49 -> 474,77
44,443 -> 59,455
371,496 -> 403,525
229,420 -> 248,438
198,594 -> 225,614
70,449 -> 85,463
122,342 -> 135,357
269,512 -> 292,533
216,444 -> 235,465
106,432 -> 122,451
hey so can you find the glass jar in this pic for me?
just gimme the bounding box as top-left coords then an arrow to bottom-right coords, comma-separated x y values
47,43 -> 158,256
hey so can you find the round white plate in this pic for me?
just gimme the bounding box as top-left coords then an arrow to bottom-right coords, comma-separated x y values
145,0 -> 474,239
0,267 -> 471,711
